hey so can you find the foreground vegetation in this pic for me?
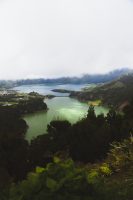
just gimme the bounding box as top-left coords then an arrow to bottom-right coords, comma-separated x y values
0,99 -> 133,199
1,138 -> 133,200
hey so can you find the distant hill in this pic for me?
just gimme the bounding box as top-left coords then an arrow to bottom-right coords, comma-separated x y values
0,68 -> 131,89
70,73 -> 133,109
14,68 -> 131,86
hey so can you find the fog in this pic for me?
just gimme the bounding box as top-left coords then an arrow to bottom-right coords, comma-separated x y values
0,0 -> 133,79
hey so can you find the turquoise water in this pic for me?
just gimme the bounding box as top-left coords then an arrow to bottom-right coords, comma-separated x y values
14,84 -> 108,141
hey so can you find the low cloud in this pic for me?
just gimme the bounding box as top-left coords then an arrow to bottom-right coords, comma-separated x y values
0,0 -> 133,79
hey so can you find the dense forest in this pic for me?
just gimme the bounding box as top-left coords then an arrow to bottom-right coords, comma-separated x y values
0,96 -> 133,199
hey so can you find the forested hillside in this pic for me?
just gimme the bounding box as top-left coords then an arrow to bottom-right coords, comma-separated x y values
70,73 -> 133,109
0,100 -> 133,199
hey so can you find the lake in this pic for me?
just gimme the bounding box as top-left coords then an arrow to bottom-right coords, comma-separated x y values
13,84 -> 108,141
13,83 -> 92,96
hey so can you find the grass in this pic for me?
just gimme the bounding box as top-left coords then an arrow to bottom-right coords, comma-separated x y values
88,99 -> 102,106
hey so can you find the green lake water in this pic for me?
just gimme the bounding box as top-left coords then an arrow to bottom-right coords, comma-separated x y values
13,84 -> 108,141
24,97 -> 108,141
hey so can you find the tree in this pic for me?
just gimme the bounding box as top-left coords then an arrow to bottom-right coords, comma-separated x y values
87,105 -> 96,120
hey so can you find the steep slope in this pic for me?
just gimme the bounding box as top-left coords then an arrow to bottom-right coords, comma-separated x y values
70,73 -> 133,108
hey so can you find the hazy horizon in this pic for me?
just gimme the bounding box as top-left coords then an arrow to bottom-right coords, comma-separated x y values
0,68 -> 129,81
0,0 -> 133,79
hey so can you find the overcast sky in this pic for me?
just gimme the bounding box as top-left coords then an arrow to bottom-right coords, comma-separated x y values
0,0 -> 133,79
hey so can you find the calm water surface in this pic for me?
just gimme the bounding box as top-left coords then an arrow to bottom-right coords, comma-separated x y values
13,83 -> 91,96
14,84 -> 108,141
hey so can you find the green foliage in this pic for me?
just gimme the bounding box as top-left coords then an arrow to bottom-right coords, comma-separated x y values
107,137 -> 133,171
1,94 -> 133,199
87,105 -> 96,119
70,73 -> 133,107
16,97 -> 47,114
28,105 -> 132,168
2,138 -> 133,200
9,158 -> 95,200
0,106 -> 29,185
99,138 -> 133,200
99,163 -> 111,175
